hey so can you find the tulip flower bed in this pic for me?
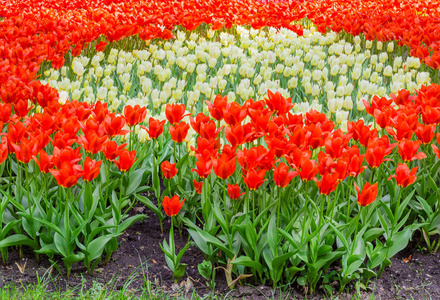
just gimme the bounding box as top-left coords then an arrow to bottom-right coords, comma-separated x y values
1,0 -> 440,296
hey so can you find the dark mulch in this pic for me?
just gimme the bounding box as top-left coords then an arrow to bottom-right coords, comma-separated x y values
1,203 -> 440,299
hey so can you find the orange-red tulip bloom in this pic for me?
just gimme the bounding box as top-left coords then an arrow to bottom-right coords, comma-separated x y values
227,183 -> 245,200
398,139 -> 426,162
161,161 -> 178,179
415,123 -> 435,144
193,180 -> 203,194
191,158 -> 212,179
206,94 -> 227,121
273,162 -> 295,188
141,117 -> 166,140
293,158 -> 318,182
354,182 -> 378,207
169,122 -> 190,143
163,195 -> 185,217
243,169 -> 267,191
165,103 -> 189,125
83,157 -> 102,182
316,172 -> 339,195
124,104 -> 147,127
34,149 -> 53,173
77,131 -> 108,155
50,162 -> 84,188
212,156 -> 236,180
265,90 -> 294,116
103,141 -> 127,161
104,114 -> 130,138
114,149 -> 136,172
388,163 -> 417,188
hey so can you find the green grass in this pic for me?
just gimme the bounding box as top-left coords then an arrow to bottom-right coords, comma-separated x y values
0,263 -> 234,300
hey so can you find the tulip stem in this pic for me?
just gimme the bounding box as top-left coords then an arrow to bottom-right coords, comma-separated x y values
119,173 -> 124,203
170,217 -> 175,263
223,181 -> 229,218
252,190 -> 256,225
65,187 -> 71,244
346,177 -> 354,220
369,168 -> 375,183
277,187 -> 282,229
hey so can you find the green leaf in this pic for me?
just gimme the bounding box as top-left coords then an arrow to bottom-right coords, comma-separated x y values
363,228 -> 384,243
126,168 -> 146,195
86,234 -> 119,261
344,254 -> 364,276
0,220 -> 21,240
0,234 -> 37,249
173,263 -> 187,280
327,220 -> 349,250
54,232 -> 70,257
387,227 -> 411,258
267,212 -> 277,257
152,164 -> 161,200
195,229 -> 233,258
62,252 -> 85,265
187,229 -> 211,256
231,256 -> 263,274
35,218 -> 64,237
135,194 -> 163,220
176,242 -> 191,263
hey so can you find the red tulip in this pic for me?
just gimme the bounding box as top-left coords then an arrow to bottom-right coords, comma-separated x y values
0,137 -> 8,165
366,136 -> 395,168
273,162 -> 295,188
227,183 -> 245,200
165,103 -> 189,125
114,149 -> 136,172
293,158 -> 318,182
12,99 -> 33,119
139,117 -> 165,140
222,102 -> 247,126
83,157 -> 102,182
432,133 -> 440,159
199,121 -> 222,140
354,182 -> 378,207
421,105 -> 440,125
11,137 -> 39,164
124,104 -> 147,127
225,124 -> 248,148
34,149 -> 53,173
347,153 -> 366,177
191,158 -> 212,179
161,160 -> 178,179
388,163 -> 417,188
193,179 -> 203,194
95,41 -> 107,52
265,90 -> 294,116
77,131 -> 108,155
104,114 -> 130,138
206,94 -> 227,121
316,172 -> 339,195
103,140 -> 127,161
398,139 -> 426,162
212,156 -> 236,180
243,169 -> 266,191
52,146 -> 82,169
0,103 -> 11,123
190,112 -> 210,134
169,122 -> 190,143
415,123 -> 435,144
50,162 -> 84,188
163,195 -> 185,217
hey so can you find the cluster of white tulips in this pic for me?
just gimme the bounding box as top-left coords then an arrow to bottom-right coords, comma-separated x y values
39,24 -> 432,140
